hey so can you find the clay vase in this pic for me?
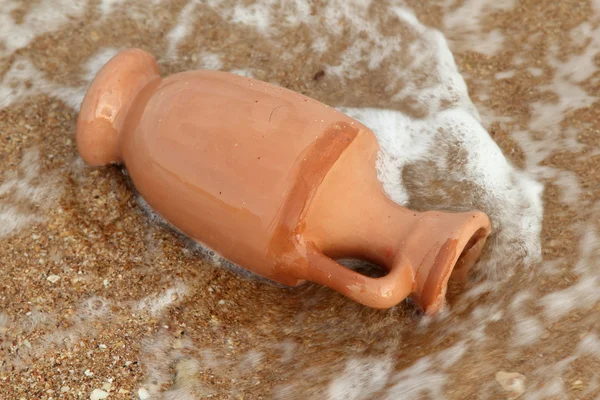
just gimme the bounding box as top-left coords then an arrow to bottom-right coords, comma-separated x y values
76,48 -> 491,315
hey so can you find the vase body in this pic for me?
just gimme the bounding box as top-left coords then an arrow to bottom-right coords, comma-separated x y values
76,48 -> 491,314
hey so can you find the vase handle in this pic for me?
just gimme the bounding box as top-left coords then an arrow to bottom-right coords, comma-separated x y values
301,243 -> 414,309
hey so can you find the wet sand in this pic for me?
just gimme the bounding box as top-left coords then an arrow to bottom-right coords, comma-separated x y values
0,1 -> 599,399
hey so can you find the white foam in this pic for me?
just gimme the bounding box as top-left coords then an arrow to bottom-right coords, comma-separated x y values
390,8 -> 480,119
512,317 -> 543,346
0,148 -> 61,239
0,312 -> 9,332
231,1 -> 277,33
442,0 -> 514,56
229,69 -> 253,77
0,0 -> 87,57
525,333 -> 600,399
578,334 -> 600,358
461,281 -> 496,299
508,292 -> 543,347
382,339 -> 470,399
161,358 -> 213,400
197,53 -> 223,70
311,37 -> 329,55
0,47 -> 121,111
573,223 -> 600,275
164,0 -> 200,60
540,277 -> 599,320
324,3 -> 400,80
511,129 -> 582,205
282,0 -> 312,27
83,48 -> 121,82
135,284 -> 188,316
240,350 -> 264,369
328,356 -> 393,400
274,340 -> 297,363
511,24 -> 600,204
98,0 -> 125,16
320,1 -> 373,37
0,59 -> 49,109
495,70 -> 515,80
439,340 -> 468,369
540,215 -> 600,319
139,334 -> 174,395
528,67 -> 544,77
383,358 -> 444,399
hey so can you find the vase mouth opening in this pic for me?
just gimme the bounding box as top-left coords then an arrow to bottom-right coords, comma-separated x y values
419,221 -> 491,316
450,227 -> 489,282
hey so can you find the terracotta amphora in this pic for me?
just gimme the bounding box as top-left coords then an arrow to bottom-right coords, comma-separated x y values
76,48 -> 491,315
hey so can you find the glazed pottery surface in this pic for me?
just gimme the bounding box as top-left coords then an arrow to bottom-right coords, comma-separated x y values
76,48 -> 492,315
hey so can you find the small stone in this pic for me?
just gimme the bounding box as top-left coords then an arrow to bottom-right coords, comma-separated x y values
572,380 -> 583,387
23,339 -> 32,349
84,369 -> 94,377
102,382 -> 112,391
218,300 -> 226,305
98,344 -> 107,349
61,386 -> 70,393
138,387 -> 150,399
47,275 -> 60,283
118,389 -> 129,394
103,279 -> 109,287
495,371 -> 526,399
90,389 -> 109,400
90,31 -> 100,41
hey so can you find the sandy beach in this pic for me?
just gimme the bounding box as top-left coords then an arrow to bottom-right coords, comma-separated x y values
1,1 -> 599,399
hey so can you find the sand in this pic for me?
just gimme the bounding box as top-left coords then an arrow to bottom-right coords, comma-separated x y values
0,0 -> 599,399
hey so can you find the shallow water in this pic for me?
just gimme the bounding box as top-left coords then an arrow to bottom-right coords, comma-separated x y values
0,0 -> 598,399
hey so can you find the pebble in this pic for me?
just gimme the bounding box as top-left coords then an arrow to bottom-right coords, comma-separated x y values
138,387 -> 150,399
495,371 -> 526,398
47,274 -> 61,283
102,382 -> 112,391
60,386 -> 70,393
118,389 -> 129,394
84,369 -> 94,377
90,389 -> 109,400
